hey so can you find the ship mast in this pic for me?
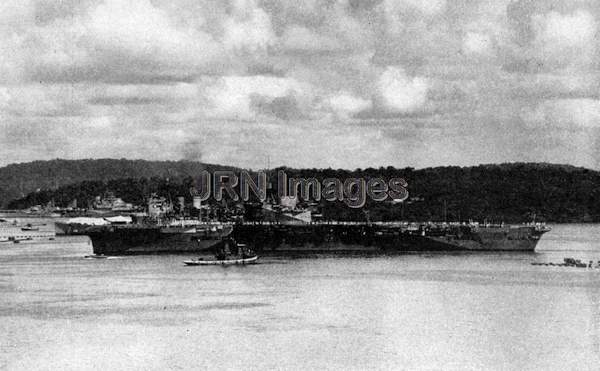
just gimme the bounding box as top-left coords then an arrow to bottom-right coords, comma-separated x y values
443,199 -> 447,223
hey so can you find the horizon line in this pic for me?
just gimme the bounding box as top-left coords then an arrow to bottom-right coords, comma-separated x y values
0,157 -> 596,173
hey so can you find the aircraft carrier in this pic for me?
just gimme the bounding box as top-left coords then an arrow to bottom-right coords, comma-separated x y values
54,194 -> 550,255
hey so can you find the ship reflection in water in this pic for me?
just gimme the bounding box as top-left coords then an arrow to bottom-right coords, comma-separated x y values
1,224 -> 599,370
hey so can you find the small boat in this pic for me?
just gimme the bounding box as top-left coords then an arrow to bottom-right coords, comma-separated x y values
84,254 -> 108,259
183,255 -> 259,266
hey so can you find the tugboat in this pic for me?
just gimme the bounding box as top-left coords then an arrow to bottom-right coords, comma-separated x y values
184,241 -> 258,266
183,256 -> 258,266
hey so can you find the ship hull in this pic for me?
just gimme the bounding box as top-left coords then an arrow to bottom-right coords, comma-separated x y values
232,224 -> 549,255
56,223 -> 233,255
57,222 -> 548,255
421,225 -> 547,251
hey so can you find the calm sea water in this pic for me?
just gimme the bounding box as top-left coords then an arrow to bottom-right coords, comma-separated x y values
1,224 -> 600,370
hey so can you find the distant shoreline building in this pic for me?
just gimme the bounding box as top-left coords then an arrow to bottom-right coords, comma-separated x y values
93,192 -> 134,211
148,194 -> 173,219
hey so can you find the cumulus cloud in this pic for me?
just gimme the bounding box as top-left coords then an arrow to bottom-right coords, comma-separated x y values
376,66 -> 429,113
463,32 -> 494,56
88,1 -> 190,53
204,75 -> 309,120
522,98 -> 600,129
384,0 -> 447,16
0,84 -> 87,117
0,0 -> 227,83
504,7 -> 598,72
533,10 -> 596,49
1,0 -> 599,170
251,94 -> 307,120
327,92 -> 372,117
280,25 -> 343,52
223,0 -> 276,51
87,83 -> 198,106
531,9 -> 597,69
382,0 -> 447,35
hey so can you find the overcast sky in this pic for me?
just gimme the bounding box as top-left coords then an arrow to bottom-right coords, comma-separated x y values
0,0 -> 599,170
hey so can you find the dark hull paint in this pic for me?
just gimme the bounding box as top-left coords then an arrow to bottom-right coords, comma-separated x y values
56,223 -> 233,255
232,224 -> 549,254
57,222 -> 549,255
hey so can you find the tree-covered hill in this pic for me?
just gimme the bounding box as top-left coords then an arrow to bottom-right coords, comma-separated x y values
3,160 -> 600,223
275,163 -> 600,223
0,159 -> 237,208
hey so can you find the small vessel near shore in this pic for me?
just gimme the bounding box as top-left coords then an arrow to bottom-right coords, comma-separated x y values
0,220 -> 56,243
531,258 -> 600,269
184,255 -> 258,266
184,242 -> 258,266
21,224 -> 41,231
83,254 -> 117,260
